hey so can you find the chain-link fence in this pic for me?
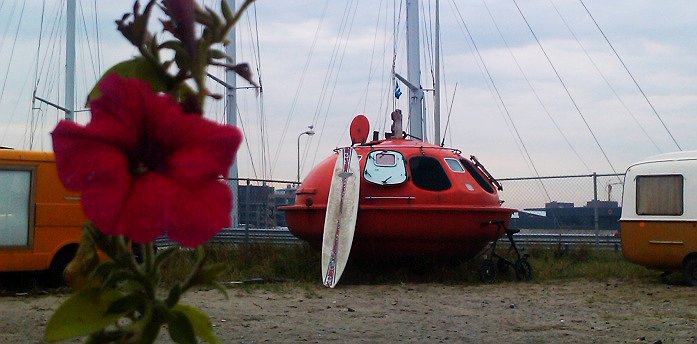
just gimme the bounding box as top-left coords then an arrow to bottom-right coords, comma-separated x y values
228,173 -> 626,233
231,178 -> 300,229
498,173 -> 625,233
155,174 -> 626,247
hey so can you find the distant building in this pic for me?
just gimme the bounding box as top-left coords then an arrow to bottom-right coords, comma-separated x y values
237,184 -> 297,228
271,185 -> 297,227
545,201 -> 574,209
511,200 -> 621,231
238,184 -> 275,228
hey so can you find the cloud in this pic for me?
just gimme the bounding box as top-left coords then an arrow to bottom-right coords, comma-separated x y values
0,0 -> 695,184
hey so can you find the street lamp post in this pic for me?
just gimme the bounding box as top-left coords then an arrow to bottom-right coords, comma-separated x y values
297,128 -> 315,182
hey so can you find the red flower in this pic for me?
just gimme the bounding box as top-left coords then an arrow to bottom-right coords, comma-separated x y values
51,74 -> 243,247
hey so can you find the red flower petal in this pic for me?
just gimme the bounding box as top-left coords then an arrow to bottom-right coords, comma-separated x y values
167,180 -> 232,247
51,75 -> 240,246
84,75 -> 150,150
52,122 -> 132,234
114,174 -> 175,243
166,121 -> 243,184
52,120 -> 131,191
114,174 -> 231,247
141,89 -> 243,183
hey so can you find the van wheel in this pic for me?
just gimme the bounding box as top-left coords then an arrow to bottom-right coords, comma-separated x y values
684,257 -> 697,287
45,248 -> 76,288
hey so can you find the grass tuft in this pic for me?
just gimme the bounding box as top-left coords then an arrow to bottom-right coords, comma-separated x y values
157,243 -> 661,288
524,245 -> 655,282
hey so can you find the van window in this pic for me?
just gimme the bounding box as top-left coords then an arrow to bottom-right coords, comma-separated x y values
636,175 -> 683,215
363,150 -> 407,185
410,156 -> 451,191
0,170 -> 32,247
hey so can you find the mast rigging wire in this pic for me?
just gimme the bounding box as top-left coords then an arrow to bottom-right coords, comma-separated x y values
482,0 -> 592,172
0,0 -> 26,129
372,0 -> 392,135
512,0 -> 619,175
579,0 -> 681,151
236,102 -> 260,179
549,0 -> 661,154
440,82 -> 457,146
93,0 -> 101,76
78,1 -> 99,83
451,0 -> 551,201
0,2 -> 26,146
447,0 -> 536,178
307,0 -> 358,169
268,0 -> 329,178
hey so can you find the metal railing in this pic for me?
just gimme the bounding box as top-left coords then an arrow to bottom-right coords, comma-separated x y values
155,227 -> 621,250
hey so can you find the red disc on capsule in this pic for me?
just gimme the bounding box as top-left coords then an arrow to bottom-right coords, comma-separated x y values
350,114 -> 370,145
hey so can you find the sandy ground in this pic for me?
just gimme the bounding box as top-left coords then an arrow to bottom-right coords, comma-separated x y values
0,280 -> 695,343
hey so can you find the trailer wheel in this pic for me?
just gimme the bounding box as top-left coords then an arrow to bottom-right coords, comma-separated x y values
684,256 -> 697,287
497,258 -> 509,274
514,258 -> 533,281
479,259 -> 497,283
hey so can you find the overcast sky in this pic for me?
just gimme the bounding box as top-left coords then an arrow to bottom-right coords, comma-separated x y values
0,0 -> 695,184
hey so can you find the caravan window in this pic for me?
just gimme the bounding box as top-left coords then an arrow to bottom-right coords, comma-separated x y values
636,175 -> 683,216
0,169 -> 32,247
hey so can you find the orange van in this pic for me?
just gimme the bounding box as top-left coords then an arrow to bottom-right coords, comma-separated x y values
0,149 -> 85,285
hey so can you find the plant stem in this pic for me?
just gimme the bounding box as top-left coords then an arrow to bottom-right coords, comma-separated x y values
145,242 -> 155,275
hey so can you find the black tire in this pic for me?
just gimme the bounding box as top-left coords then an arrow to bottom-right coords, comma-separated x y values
479,259 -> 497,283
45,248 -> 76,288
497,258 -> 509,274
684,256 -> 697,287
514,258 -> 533,281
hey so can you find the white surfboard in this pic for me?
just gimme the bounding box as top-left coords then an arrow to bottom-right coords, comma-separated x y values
321,147 -> 360,288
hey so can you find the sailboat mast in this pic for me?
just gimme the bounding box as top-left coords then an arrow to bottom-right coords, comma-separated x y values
406,0 -> 424,141
65,0 -> 75,121
225,0 -> 239,228
434,0 -> 441,145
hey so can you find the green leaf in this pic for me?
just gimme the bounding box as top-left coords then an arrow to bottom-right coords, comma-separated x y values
141,318 -> 164,344
86,58 -> 168,104
167,310 -> 197,344
207,7 -> 222,31
173,304 -> 221,344
221,0 -> 233,22
107,293 -> 147,315
44,288 -> 125,342
165,283 -> 183,308
154,246 -> 180,269
208,49 -> 228,61
190,263 -> 228,287
209,281 -> 229,299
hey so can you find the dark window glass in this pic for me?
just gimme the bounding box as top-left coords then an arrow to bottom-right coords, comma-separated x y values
460,159 -> 494,193
409,156 -> 451,191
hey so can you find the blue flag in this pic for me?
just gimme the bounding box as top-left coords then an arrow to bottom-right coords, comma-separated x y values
394,81 -> 402,99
